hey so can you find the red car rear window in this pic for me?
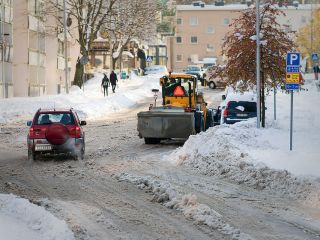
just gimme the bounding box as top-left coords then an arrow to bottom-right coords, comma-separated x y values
36,113 -> 75,125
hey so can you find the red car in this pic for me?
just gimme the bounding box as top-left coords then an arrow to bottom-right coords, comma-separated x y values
27,108 -> 86,161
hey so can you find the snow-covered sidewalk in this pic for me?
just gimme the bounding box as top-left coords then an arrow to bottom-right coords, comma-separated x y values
0,194 -> 74,240
0,72 -> 160,124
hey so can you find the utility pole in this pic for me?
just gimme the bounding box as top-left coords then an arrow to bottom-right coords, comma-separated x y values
1,0 -> 5,98
63,0 -> 69,94
311,0 -> 313,53
256,0 -> 261,128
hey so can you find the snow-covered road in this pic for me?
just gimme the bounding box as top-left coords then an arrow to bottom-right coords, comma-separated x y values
0,86 -> 319,240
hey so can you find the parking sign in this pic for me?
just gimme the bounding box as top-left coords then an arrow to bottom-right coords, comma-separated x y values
286,52 -> 300,66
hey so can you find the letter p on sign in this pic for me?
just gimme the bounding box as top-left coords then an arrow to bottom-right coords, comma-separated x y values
286,52 -> 300,66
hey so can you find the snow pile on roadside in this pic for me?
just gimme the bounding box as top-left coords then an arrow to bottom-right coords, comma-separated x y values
171,120 -> 313,199
0,72 -> 160,124
169,82 -> 320,200
0,193 -> 75,240
115,172 -> 254,240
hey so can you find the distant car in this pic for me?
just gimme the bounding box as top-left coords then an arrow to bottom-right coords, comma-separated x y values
144,65 -> 169,76
214,90 -> 257,124
185,65 -> 206,86
206,77 -> 225,89
27,108 -> 86,161
204,66 -> 225,89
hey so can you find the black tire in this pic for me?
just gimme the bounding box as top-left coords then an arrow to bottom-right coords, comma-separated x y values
206,110 -> 214,130
209,81 -> 216,89
144,138 -> 161,144
195,111 -> 204,133
28,149 -> 36,161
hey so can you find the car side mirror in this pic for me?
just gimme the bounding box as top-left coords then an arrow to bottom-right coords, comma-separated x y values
222,95 -> 226,100
27,121 -> 32,126
80,120 -> 87,126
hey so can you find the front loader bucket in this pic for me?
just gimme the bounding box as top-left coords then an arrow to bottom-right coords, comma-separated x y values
137,111 -> 195,139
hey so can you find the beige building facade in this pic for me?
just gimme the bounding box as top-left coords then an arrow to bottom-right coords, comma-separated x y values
0,0 -> 78,99
167,3 -> 314,71
0,0 -> 13,98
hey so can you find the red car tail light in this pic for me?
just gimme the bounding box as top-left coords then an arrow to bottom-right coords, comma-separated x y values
70,126 -> 81,138
223,102 -> 229,118
29,127 -> 35,138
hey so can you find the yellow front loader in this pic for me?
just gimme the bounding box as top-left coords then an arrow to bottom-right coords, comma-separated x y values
137,73 -> 214,144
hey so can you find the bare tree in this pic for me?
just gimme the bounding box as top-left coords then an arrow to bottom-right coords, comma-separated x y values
102,0 -> 158,70
45,0 -> 117,87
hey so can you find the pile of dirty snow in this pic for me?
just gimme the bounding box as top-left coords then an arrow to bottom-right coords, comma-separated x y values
0,193 -> 74,240
115,172 -> 253,240
169,80 -> 320,200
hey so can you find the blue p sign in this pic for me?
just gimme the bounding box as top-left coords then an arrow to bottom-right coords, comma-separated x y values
286,52 -> 300,66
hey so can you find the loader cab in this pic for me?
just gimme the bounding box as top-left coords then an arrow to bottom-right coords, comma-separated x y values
160,74 -> 197,108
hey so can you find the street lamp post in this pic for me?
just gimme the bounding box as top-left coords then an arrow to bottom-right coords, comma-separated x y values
1,0 -> 5,98
63,0 -> 69,94
256,0 -> 261,128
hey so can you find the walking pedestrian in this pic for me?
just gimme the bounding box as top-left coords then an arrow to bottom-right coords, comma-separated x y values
313,64 -> 320,80
101,73 -> 109,97
110,70 -> 118,93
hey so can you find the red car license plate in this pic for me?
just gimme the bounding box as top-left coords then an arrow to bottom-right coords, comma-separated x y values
35,144 -> 52,151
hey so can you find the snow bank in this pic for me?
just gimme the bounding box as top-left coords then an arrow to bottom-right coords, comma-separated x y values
169,80 -> 320,201
0,193 -> 74,240
0,73 -> 160,123
115,173 -> 253,240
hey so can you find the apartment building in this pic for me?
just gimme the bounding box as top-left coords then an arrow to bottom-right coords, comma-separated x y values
0,0 -> 13,98
0,0 -> 79,99
167,3 -> 313,71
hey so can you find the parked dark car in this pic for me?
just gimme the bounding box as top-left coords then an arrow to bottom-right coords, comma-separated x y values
27,108 -> 86,161
214,92 -> 257,124
222,100 -> 257,124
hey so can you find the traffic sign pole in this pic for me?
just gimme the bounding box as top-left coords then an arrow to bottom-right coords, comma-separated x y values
286,52 -> 300,151
290,91 -> 293,151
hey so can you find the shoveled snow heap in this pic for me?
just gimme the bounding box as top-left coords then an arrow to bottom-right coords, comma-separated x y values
169,80 -> 320,201
115,172 -> 253,240
0,72 -> 160,124
0,193 -> 75,240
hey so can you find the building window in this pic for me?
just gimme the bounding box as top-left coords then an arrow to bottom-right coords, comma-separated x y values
206,25 -> 214,34
223,18 -> 230,25
206,44 -> 214,52
176,36 -> 182,44
176,54 -> 183,62
190,36 -> 198,44
177,18 -> 182,25
190,16 -> 198,26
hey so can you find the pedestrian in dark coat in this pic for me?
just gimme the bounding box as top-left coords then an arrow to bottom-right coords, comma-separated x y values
313,65 -> 320,80
101,73 -> 109,96
110,70 -> 118,93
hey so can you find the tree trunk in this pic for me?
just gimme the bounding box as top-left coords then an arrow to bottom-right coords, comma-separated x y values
74,59 -> 84,88
261,72 -> 266,128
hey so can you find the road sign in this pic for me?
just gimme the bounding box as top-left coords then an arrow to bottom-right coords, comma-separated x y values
285,84 -> 300,90
286,66 -> 299,73
312,52 -> 319,62
286,52 -> 300,66
146,56 -> 153,62
286,73 -> 300,84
